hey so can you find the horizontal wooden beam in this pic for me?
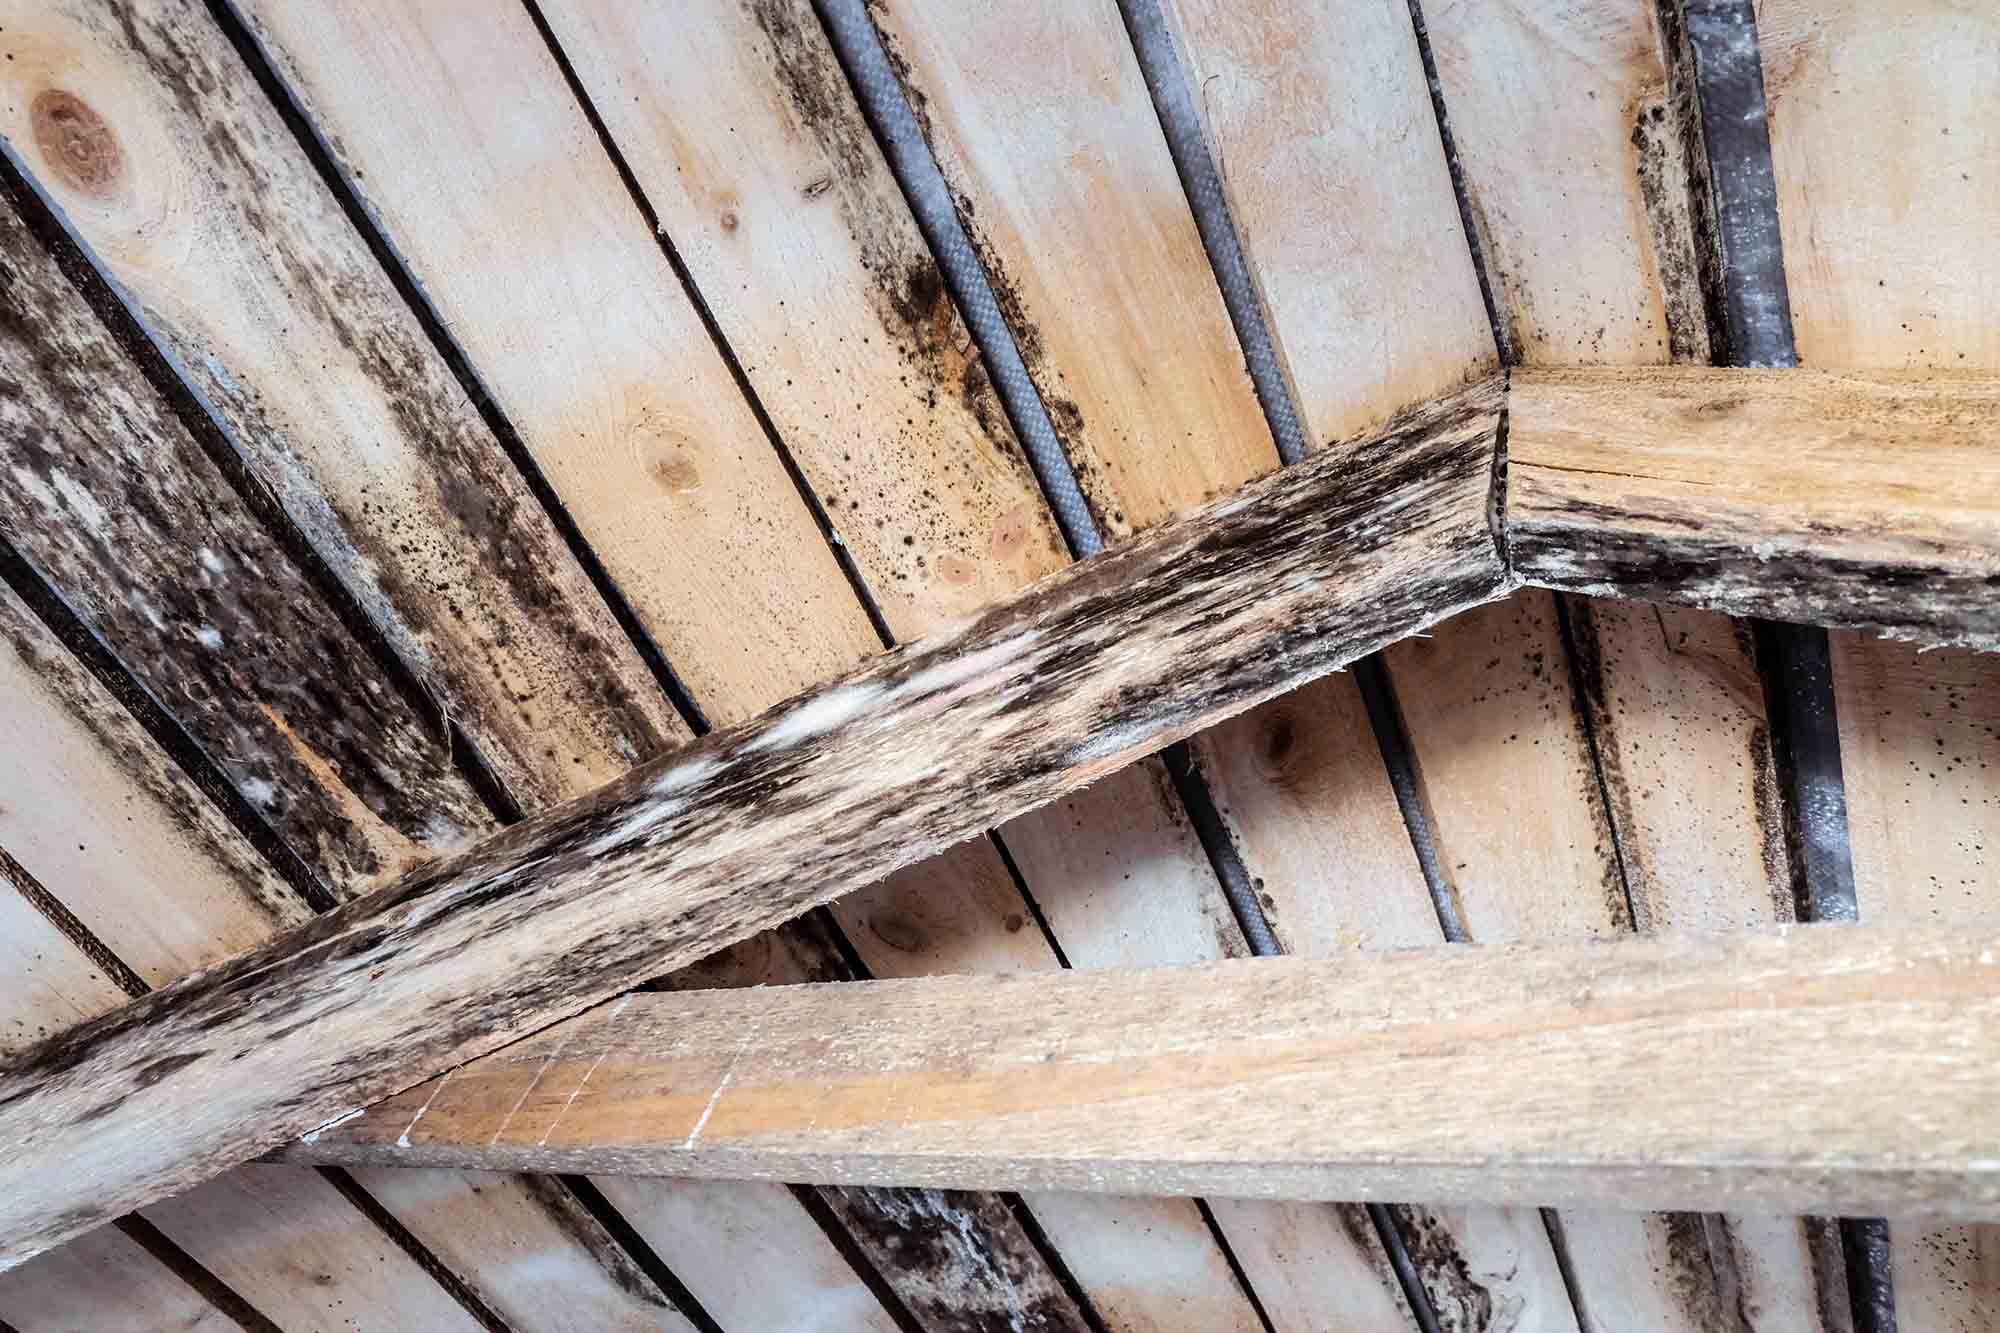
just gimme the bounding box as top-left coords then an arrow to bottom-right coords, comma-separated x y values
274,922 -> 2000,1221
0,379 -> 1509,1270
1508,367 -> 2000,651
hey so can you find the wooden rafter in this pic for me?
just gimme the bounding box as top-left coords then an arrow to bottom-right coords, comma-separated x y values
2,365 -> 1996,1267
0,380 -> 1507,1269
275,921 -> 2000,1222
1510,368 -> 2000,651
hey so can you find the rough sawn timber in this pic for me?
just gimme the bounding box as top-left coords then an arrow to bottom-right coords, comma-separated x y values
1509,367 -> 2000,651
276,922 -> 2000,1220
0,377 -> 1509,1270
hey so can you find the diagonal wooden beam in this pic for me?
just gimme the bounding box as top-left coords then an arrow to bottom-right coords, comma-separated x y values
1508,367 -> 2000,651
0,378 -> 1510,1270
273,921 -> 2000,1223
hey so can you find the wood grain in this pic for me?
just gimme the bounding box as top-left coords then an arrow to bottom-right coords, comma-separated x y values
0,0 -> 687,815
0,381 -> 1508,1269
866,0 -> 1274,538
0,1221 -> 238,1333
283,923 -> 2000,1222
535,0 -> 1249,1318
1763,3 -> 2000,1321
1409,3 -> 1827,1324
1510,367 -> 2000,651
231,0 -> 877,725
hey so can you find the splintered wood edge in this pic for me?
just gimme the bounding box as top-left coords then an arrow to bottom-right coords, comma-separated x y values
278,921 -> 2000,1222
1507,367 -> 2000,651
0,376 -> 1510,1270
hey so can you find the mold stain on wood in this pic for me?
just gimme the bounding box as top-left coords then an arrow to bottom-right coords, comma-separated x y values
0,1 -> 687,813
713,0 -> 1070,614
0,195 -> 485,890
0,583 -> 306,939
0,379 -> 1509,1265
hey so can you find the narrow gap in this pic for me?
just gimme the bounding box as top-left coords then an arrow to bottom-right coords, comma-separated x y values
317,1167 -> 517,1333
788,1185 -> 928,1333
1672,4 -> 1885,1329
988,830 -> 1074,970
1161,742 -> 1279,956
1539,1208 -> 1598,1333
1553,596 -> 1641,931
516,0 -> 896,654
1193,1199 -> 1280,1333
1115,0 -> 1311,466
1351,657 -> 1468,944
1402,0 -> 1514,365
0,525 -> 335,915
999,1195 -> 1116,1333
0,846 -> 150,1000
1369,1207 -> 1445,1333
203,0 -> 711,736
1841,1219 -> 1896,1333
3,157 -> 529,833
115,1214 -> 283,1333
810,0 -> 1101,558
557,1176 -> 727,1333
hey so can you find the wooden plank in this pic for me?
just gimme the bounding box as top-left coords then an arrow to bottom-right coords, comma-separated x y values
0,1223 -> 238,1333
143,1167 -> 484,1333
1759,0 -> 1999,372
1424,0 -> 1698,365
1765,3 -> 2000,1322
1509,367 -> 2000,651
536,0 -> 1070,641
1833,634 -> 2000,1330
229,0 -> 875,726
0,382 -> 1509,1269
865,0 -> 1274,538
1419,2 -> 1827,1325
268,0 -> 1109,1318
0,594 -> 703,1329
861,2 -> 1432,1321
283,922 -> 2000,1220
0,0 -> 688,817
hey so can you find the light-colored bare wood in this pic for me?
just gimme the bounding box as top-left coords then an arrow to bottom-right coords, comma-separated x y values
1510,367 -> 2000,650
1425,0 -> 1693,365
0,0 -> 687,816
1834,634 -> 2000,1330
1158,0 -> 1498,441
232,0 -> 875,726
0,385 -> 1508,1270
1760,0 -> 2000,371
143,1167 -> 484,1333
287,923 -> 2000,1221
0,1223 -> 236,1333
537,0 -> 1069,639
